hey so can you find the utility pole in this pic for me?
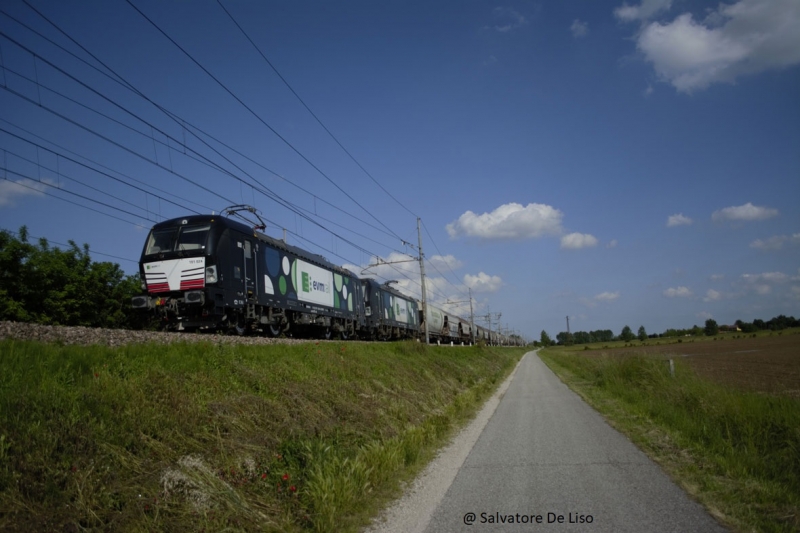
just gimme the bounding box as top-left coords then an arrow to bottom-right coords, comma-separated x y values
418,218 -> 429,344
445,287 -> 475,344
566,315 -> 572,346
469,288 -> 475,345
360,218 -> 428,344
476,307 -> 501,345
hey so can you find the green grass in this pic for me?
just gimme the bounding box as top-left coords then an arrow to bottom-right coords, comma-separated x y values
539,349 -> 800,533
0,339 -> 526,532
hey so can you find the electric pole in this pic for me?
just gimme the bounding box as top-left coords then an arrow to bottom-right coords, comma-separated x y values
418,218 -> 429,344
445,287 -> 475,344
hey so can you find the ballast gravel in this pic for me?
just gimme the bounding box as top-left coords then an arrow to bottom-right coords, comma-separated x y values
0,321 -> 315,347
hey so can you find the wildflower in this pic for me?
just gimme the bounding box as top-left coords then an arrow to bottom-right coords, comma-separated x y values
289,485 -> 297,493
94,373 -> 99,378
282,473 -> 290,481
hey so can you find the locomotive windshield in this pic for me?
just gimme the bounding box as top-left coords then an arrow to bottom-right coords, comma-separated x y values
144,224 -> 210,256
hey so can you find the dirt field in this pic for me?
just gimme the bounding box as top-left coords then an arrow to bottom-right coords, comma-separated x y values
580,332 -> 800,396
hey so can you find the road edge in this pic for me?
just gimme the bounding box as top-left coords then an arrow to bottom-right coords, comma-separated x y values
363,350 -> 533,533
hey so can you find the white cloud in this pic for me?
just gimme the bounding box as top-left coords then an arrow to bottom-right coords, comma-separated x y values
0,178 -> 51,206
464,272 -> 503,293
710,273 -> 726,281
791,286 -> 800,300
571,19 -> 588,38
664,286 -> 692,298
446,202 -> 564,240
560,232 -> 598,249
666,213 -> 692,227
696,311 -> 714,320
429,254 -> 463,271
489,7 -> 528,33
712,202 -> 778,222
741,272 -> 789,284
704,289 -> 722,302
614,0 -> 673,22
607,239 -> 618,248
347,253 -> 499,315
632,0 -> 800,92
595,291 -> 620,302
750,234 -> 800,250
580,291 -> 620,307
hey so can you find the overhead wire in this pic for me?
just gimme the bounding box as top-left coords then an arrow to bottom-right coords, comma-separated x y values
122,0 -> 405,243
215,0 -> 420,220
0,72 -> 409,284
0,123 -> 203,215
0,173 -> 146,228
0,226 -> 139,264
422,219 -> 472,298
0,117 -> 216,214
1,166 -> 153,223
0,7 -> 406,244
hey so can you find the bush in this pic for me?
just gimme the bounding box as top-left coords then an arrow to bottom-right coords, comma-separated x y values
0,227 -> 141,328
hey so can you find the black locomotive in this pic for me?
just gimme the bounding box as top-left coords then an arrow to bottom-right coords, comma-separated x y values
132,211 -> 516,344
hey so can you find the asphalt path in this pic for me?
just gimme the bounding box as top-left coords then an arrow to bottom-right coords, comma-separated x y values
368,351 -> 728,533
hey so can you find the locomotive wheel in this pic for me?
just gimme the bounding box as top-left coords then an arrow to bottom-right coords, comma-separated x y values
267,323 -> 282,337
321,327 -> 332,340
228,315 -> 246,336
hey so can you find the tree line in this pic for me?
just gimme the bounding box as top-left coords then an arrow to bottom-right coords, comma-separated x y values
0,227 -> 146,329
537,315 -> 800,347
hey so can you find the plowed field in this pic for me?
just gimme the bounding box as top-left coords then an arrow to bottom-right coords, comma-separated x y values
584,333 -> 800,396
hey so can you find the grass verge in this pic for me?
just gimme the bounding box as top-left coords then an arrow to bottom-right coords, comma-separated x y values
0,339 -> 526,532
538,349 -> 800,533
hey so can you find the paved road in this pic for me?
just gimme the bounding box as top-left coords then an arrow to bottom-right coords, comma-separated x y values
377,351 -> 728,533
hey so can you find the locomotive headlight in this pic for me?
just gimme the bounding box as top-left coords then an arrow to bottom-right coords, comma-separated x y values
141,280 -> 147,290
205,265 -> 218,284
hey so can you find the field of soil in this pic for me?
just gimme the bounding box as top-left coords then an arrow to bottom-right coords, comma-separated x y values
583,332 -> 800,396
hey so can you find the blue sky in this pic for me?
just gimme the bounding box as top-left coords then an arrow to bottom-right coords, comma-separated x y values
1,0 -> 798,340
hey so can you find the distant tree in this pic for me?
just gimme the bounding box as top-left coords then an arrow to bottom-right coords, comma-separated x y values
540,330 -> 552,346
704,319 -> 719,336
691,325 -> 704,336
753,319 -> 766,330
573,331 -> 591,344
637,326 -> 647,341
556,331 -> 573,345
766,315 -> 794,331
620,325 -> 634,342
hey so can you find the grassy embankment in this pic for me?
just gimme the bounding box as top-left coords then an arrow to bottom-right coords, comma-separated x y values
539,346 -> 800,533
0,339 -> 527,532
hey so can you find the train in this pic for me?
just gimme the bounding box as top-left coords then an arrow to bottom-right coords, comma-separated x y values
131,212 -> 521,345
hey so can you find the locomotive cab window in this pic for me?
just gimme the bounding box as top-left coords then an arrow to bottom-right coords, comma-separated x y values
144,225 -> 210,255
176,225 -> 210,251
145,228 -> 176,255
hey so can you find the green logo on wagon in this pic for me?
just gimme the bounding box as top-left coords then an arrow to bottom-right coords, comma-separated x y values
302,272 -> 329,294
